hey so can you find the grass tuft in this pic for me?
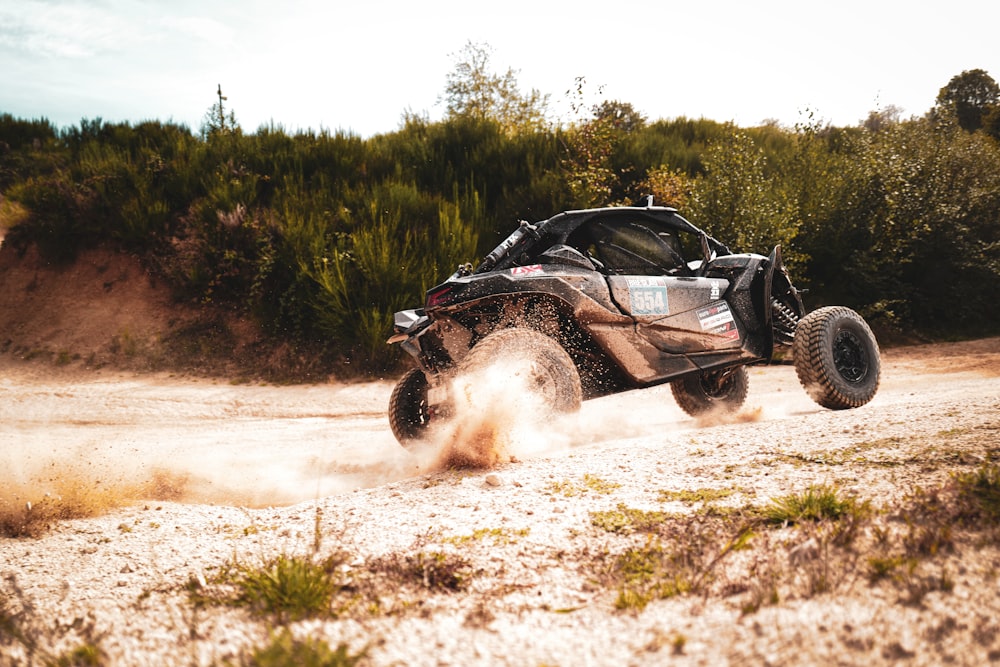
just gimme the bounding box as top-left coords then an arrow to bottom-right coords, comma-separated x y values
442,527 -> 529,547
384,551 -> 473,592
612,538 -> 693,610
764,483 -> 868,525
658,487 -> 736,505
953,464 -> 1000,523
594,518 -> 756,612
203,553 -> 348,622
545,474 -> 621,498
47,642 -> 104,667
239,629 -> 365,667
590,504 -> 670,534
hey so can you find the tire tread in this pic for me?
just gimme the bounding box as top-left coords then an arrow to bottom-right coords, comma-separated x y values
388,368 -> 429,445
792,306 -> 880,410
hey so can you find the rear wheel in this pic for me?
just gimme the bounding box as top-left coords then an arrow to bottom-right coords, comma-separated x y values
388,368 -> 431,446
671,366 -> 749,416
792,306 -> 880,409
461,327 -> 582,414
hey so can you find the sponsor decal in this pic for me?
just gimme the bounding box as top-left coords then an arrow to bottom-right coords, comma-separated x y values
626,277 -> 666,287
710,280 -> 721,300
426,286 -> 452,307
696,302 -> 740,340
510,264 -> 544,276
627,277 -> 668,315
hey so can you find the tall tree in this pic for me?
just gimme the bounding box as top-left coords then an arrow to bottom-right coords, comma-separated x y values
441,41 -> 550,135
201,84 -> 240,139
935,69 -> 999,132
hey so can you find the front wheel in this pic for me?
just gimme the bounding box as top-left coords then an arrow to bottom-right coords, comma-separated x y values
388,368 -> 431,446
671,366 -> 749,417
792,306 -> 881,410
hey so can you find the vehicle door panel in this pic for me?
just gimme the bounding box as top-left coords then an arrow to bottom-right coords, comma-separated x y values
606,275 -> 741,353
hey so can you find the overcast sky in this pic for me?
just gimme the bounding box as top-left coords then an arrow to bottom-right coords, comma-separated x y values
2,0 -> 998,137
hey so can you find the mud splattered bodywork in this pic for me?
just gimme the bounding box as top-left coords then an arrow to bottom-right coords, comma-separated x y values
387,204 -> 877,445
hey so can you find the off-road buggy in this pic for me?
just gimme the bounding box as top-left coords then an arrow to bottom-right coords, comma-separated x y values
386,203 -> 880,446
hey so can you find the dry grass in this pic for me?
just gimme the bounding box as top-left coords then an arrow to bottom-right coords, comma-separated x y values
584,468 -> 1000,614
0,574 -> 106,666
194,532 -> 476,625
0,469 -> 190,538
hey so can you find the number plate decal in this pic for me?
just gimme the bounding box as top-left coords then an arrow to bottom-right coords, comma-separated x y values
627,278 -> 669,315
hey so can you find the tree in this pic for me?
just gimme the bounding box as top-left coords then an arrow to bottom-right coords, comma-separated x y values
983,105 -> 1000,143
441,41 -> 550,135
560,77 -> 618,207
686,126 -> 798,259
201,84 -> 239,138
641,166 -> 692,209
935,69 -> 999,132
593,100 -> 646,133
862,104 -> 903,133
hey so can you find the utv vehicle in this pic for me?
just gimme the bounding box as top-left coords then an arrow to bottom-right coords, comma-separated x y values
386,203 -> 880,446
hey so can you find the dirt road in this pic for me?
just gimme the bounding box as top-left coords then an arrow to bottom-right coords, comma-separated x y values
1,338 -> 999,665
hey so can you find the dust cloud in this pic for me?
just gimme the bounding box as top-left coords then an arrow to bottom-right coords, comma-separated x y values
0,373 -> 421,517
419,360 -> 784,472
0,362 -> 812,531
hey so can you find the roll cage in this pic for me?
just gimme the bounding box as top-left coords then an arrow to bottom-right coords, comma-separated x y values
473,206 -> 731,279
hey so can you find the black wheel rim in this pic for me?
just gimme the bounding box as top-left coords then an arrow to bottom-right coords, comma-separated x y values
699,371 -> 732,399
833,329 -> 868,383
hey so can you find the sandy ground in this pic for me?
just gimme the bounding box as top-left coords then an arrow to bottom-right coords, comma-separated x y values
1,338 -> 1000,666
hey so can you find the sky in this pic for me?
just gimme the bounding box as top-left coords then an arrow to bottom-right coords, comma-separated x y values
2,0 -> 998,137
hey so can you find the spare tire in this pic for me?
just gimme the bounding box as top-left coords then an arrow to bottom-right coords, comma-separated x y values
793,306 -> 881,410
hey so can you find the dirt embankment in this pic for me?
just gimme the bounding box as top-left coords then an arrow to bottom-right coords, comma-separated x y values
0,243 -> 331,380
